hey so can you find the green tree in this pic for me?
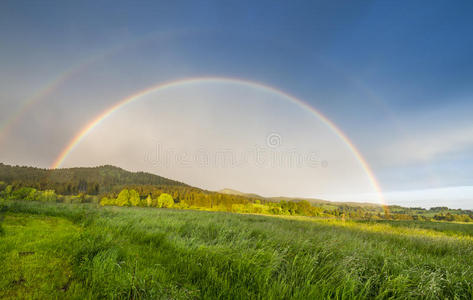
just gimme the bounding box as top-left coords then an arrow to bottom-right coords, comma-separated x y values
26,188 -> 37,201
0,181 -> 6,192
157,193 -> 173,208
115,189 -> 140,206
1,185 -> 12,199
116,189 -> 131,206
12,187 -> 36,200
295,200 -> 312,216
129,189 -> 140,206
146,195 -> 152,207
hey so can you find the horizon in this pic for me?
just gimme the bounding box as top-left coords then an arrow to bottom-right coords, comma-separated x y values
2,161 -> 472,210
1,1 -> 473,209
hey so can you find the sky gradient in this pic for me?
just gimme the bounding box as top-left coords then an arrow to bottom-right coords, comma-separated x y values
1,0 -> 473,208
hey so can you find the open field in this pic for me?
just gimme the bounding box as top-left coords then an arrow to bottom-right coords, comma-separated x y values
1,201 -> 473,299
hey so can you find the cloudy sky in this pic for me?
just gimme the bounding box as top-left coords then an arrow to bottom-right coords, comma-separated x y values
1,1 -> 473,208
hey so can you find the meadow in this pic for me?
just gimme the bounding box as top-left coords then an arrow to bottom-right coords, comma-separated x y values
1,200 -> 473,299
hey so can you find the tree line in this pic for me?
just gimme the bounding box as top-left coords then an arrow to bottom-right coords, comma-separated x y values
0,163 -> 186,195
1,163 -> 473,221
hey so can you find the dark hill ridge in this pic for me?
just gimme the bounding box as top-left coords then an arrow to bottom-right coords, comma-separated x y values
0,163 -> 187,195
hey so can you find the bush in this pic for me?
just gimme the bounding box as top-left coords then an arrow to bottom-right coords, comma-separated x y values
36,190 -> 57,202
12,187 -> 36,200
100,197 -> 113,206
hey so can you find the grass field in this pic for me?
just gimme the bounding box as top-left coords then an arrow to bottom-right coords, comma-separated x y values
1,201 -> 473,299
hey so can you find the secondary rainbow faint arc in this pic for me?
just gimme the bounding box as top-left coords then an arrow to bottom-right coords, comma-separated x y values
0,71 -> 74,144
0,29 -> 195,145
0,52 -> 110,145
51,77 -> 385,205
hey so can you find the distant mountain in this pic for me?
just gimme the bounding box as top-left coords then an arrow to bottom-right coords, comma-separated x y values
218,189 -> 383,208
0,163 -> 187,195
218,188 -> 264,199
270,196 -> 383,208
218,188 -> 245,195
270,196 -> 332,205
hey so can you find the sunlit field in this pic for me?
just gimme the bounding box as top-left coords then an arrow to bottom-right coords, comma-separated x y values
1,201 -> 473,299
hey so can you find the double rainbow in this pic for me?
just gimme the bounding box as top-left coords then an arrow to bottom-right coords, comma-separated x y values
50,77 -> 385,205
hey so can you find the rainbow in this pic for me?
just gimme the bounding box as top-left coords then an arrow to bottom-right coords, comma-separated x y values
0,54 -> 105,145
0,29 -> 189,145
0,72 -> 70,144
50,77 -> 385,205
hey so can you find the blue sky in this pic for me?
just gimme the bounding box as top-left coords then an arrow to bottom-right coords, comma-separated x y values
1,0 -> 473,208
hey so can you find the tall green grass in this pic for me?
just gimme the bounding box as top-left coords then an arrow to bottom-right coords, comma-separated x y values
1,201 -> 473,299
361,219 -> 473,237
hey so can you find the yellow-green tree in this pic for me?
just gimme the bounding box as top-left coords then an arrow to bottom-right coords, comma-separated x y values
116,189 -> 140,206
26,189 -> 37,201
157,193 -> 173,208
129,189 -> 140,206
116,189 -> 130,206
3,185 -> 12,198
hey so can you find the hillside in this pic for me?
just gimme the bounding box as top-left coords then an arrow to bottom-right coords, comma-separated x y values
0,163 -> 187,195
221,190 -> 382,209
219,188 -> 247,196
218,188 -> 264,199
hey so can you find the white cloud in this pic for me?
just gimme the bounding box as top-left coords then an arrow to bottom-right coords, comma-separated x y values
321,186 -> 473,209
378,126 -> 473,166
